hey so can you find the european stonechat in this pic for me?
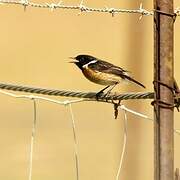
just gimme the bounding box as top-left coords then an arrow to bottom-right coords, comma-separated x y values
70,54 -> 145,97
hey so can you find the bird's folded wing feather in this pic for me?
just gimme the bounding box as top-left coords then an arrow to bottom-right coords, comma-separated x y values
88,59 -> 129,77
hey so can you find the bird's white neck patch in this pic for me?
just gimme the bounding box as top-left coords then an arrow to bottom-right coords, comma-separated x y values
82,60 -> 97,69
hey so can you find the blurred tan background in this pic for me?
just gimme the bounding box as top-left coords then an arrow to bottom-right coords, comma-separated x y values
0,0 -> 180,179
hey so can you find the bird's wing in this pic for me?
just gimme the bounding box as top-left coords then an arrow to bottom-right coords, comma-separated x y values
89,59 -> 129,75
88,59 -> 145,88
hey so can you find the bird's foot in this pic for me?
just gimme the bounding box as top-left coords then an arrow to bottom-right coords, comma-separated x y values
95,91 -> 104,100
96,91 -> 111,102
95,85 -> 110,100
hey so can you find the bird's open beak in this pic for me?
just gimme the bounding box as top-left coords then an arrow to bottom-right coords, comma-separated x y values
69,57 -> 78,63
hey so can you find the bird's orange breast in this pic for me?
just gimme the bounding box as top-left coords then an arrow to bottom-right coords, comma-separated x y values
82,68 -> 124,85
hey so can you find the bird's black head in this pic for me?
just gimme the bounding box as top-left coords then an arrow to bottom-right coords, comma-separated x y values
70,55 -> 96,70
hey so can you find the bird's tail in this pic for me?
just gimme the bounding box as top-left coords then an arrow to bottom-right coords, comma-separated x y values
124,75 -> 145,88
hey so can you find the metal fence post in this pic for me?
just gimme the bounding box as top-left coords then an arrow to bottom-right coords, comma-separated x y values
154,0 -> 174,180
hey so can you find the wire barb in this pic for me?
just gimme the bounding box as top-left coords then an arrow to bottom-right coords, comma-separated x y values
175,8 -> 180,16
139,3 -> 153,20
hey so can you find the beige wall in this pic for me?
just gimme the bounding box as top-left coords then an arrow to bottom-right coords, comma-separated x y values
0,0 -> 180,179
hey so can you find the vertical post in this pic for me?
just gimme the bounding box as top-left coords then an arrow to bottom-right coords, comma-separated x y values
154,0 -> 174,180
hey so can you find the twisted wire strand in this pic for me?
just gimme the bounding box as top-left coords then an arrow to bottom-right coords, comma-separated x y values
0,0 -> 153,16
1,0 -> 180,16
0,82 -> 154,101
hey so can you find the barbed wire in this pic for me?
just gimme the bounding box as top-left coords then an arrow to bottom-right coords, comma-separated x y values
0,1 -> 152,16
0,0 -> 180,16
0,0 -> 151,16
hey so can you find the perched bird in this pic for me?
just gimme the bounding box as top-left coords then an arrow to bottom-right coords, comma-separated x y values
70,54 -> 145,96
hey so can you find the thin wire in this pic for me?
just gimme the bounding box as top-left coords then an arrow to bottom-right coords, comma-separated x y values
116,110 -> 128,180
28,99 -> 37,180
68,104 -> 79,180
120,105 -> 152,121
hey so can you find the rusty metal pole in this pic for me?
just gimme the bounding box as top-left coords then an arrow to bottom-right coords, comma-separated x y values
154,0 -> 174,180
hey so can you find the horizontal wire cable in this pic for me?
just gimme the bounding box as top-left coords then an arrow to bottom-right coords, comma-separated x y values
0,82 -> 154,101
